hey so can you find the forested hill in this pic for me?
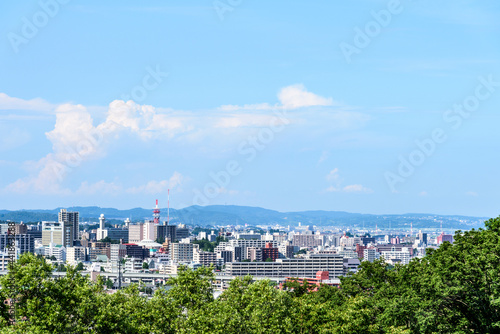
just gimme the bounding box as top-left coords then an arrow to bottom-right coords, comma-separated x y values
0,205 -> 488,230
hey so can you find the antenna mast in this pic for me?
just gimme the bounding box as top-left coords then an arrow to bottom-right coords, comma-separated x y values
153,199 -> 160,224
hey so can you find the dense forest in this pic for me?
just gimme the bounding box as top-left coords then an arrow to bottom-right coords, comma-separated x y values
1,216 -> 500,333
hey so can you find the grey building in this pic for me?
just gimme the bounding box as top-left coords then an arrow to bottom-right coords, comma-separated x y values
107,228 -> 129,243
0,234 -> 34,254
59,209 -> 79,244
226,254 -> 344,279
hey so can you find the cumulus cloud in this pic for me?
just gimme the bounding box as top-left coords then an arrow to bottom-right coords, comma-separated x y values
219,84 -> 334,112
278,84 -> 333,109
4,99 -> 191,194
2,84 -> 367,195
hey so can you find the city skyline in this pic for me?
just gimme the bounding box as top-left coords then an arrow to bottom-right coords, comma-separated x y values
1,1 -> 500,217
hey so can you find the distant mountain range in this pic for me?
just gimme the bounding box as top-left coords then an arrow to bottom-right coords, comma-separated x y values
0,205 -> 490,230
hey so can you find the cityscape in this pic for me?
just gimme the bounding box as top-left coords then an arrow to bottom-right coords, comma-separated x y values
1,0 -> 499,333
0,200 -> 460,286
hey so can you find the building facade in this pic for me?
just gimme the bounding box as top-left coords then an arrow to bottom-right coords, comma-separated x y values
226,254 -> 344,279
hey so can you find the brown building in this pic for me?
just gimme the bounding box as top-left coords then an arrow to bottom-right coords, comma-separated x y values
262,242 -> 279,262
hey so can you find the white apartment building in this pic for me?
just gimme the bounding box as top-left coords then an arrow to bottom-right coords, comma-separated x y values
193,249 -> 217,267
381,247 -> 411,265
170,242 -> 195,263
110,244 -> 127,262
66,246 -> 86,265
44,243 -> 66,262
363,248 -> 379,262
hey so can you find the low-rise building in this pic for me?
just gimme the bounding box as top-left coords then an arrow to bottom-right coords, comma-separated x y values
226,254 -> 344,279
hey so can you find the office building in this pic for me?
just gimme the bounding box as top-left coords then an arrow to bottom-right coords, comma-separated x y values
262,243 -> 279,262
107,228 -> 129,243
175,227 -> 189,240
42,221 -> 74,247
129,223 -> 144,243
124,243 -> 149,260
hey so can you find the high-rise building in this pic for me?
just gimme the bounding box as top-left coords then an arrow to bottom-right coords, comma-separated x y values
110,244 -> 127,262
417,230 -> 428,245
0,234 -> 34,255
175,227 -> 189,240
143,220 -> 156,241
363,248 -> 378,262
42,221 -> 74,247
436,232 -> 453,245
170,242 -> 194,263
262,242 -> 279,262
58,209 -> 79,244
129,223 -> 144,243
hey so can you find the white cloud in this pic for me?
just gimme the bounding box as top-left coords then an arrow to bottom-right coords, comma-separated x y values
0,93 -> 55,112
2,84 -> 368,195
219,84 -> 334,111
419,191 -> 428,196
126,172 -> 184,194
278,84 -> 333,109
342,184 -> 373,194
466,191 -> 478,197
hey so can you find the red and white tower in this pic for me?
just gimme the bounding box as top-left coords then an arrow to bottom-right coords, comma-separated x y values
153,199 -> 160,224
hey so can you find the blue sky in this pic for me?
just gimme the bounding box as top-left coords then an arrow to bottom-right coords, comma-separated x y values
1,0 -> 499,217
